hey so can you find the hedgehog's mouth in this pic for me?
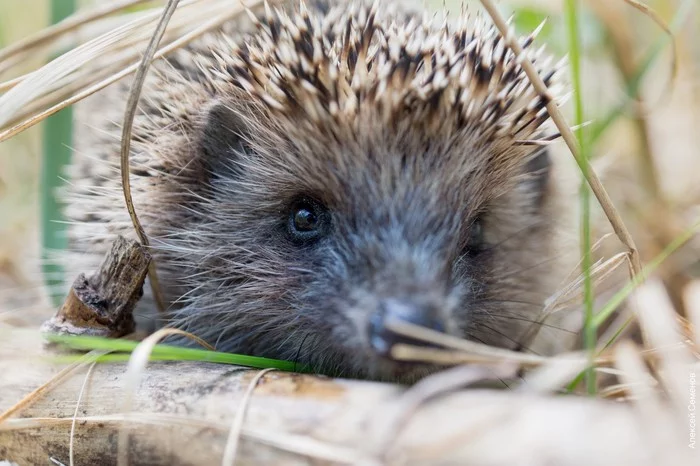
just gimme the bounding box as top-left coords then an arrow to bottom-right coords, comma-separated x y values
367,300 -> 447,357
365,312 -> 448,383
368,314 -> 444,359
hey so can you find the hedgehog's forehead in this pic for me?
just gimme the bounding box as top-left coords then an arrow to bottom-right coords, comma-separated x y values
234,98 -> 531,216
206,2 -> 561,201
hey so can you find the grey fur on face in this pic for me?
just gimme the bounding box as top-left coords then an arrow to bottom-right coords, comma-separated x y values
65,0 -> 570,382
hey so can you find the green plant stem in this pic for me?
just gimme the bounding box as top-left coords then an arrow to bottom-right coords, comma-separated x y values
565,0 -> 695,393
45,334 -> 305,372
42,0 -> 76,306
564,0 -> 595,394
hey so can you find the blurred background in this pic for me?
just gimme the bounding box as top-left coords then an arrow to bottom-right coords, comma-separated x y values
0,0 -> 698,331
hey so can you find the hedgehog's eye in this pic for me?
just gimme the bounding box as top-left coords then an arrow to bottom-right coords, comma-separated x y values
287,198 -> 329,243
294,207 -> 318,231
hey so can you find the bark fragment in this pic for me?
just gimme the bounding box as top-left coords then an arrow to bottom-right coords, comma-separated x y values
41,236 -> 151,338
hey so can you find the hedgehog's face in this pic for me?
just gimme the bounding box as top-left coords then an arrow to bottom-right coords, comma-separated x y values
168,2 -> 568,382
176,99 -> 560,383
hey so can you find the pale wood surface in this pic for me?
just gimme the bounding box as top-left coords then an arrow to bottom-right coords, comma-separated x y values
0,328 -> 696,466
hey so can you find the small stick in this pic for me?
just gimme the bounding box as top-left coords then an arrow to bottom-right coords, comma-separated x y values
41,236 -> 151,339
477,0 -> 643,275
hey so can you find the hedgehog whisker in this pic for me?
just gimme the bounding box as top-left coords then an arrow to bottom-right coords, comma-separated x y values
475,311 -> 576,334
478,323 -> 538,355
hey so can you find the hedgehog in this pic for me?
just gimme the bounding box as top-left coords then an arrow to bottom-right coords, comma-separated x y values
63,0 -> 574,382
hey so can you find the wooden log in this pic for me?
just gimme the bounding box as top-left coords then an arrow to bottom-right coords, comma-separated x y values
0,329 -> 697,466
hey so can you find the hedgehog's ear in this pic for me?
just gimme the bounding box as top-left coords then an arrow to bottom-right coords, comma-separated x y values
198,102 -> 250,178
523,148 -> 551,207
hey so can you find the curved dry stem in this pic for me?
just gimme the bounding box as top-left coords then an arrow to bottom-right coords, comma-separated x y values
69,361 -> 99,466
117,327 -> 213,466
221,368 -> 276,466
375,364 -> 515,460
119,0 -> 182,316
619,0 -> 678,83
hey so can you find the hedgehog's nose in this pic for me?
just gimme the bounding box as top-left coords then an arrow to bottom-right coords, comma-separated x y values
369,299 -> 446,357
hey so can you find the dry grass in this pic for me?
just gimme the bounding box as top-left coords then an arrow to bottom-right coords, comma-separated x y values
0,0 -> 699,464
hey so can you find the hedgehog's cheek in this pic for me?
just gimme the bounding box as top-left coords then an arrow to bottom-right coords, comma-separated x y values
522,147 -> 552,208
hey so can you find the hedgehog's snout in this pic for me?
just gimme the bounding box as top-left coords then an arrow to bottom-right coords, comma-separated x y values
368,298 -> 446,358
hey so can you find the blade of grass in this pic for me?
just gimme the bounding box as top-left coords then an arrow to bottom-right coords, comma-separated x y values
591,224 -> 700,329
44,333 -> 305,372
42,0 -> 76,306
565,0 -> 596,395
566,220 -> 700,391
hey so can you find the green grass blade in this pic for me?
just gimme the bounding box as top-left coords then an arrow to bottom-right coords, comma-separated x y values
565,0 -> 596,395
45,333 -> 305,372
592,222 -> 700,329
42,0 -> 76,306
